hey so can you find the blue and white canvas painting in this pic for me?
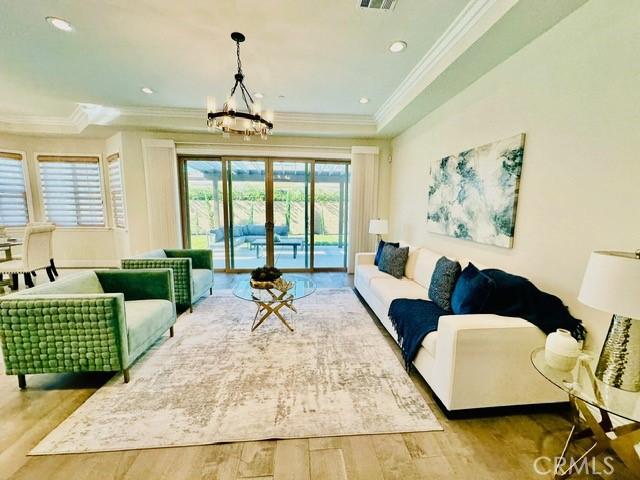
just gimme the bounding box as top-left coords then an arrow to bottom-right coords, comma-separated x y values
427,133 -> 525,248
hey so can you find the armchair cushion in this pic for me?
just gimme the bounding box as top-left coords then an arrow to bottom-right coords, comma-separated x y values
192,269 -> 213,299
125,299 -> 174,355
96,269 -> 174,303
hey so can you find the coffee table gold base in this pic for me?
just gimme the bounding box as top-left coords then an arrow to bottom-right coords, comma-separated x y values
553,396 -> 640,479
251,288 -> 296,332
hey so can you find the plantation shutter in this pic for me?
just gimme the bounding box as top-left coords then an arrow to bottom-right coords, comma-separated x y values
0,151 -> 29,226
38,155 -> 105,227
107,153 -> 126,228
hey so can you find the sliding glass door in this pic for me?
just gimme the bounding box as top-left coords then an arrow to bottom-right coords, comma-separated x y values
313,162 -> 349,269
227,159 -> 268,270
180,156 -> 348,272
180,158 -> 226,268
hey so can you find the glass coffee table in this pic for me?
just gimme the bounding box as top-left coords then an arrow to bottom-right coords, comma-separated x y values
233,275 -> 316,332
531,347 -> 640,478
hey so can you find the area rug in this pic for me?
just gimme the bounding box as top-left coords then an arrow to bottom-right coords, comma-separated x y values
31,288 -> 442,455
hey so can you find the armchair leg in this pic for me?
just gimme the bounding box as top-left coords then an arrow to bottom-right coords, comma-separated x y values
18,374 -> 26,389
11,273 -> 18,290
123,369 -> 130,383
24,272 -> 34,288
46,266 -> 56,282
170,326 -> 174,337
209,287 -> 213,295
189,305 -> 193,313
50,258 -> 59,277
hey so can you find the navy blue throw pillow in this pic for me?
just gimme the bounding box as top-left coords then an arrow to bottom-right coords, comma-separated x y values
428,256 -> 461,311
374,240 -> 399,266
451,263 -> 495,315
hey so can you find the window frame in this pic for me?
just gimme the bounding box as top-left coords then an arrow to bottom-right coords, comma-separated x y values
0,149 -> 33,227
106,152 -> 127,230
35,152 -> 107,229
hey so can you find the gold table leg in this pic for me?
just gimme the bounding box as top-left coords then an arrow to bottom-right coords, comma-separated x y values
250,289 -> 296,332
553,396 -> 640,479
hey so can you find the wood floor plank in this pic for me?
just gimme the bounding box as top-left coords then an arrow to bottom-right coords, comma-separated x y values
273,438 -> 309,480
339,435 -> 384,480
308,437 -> 341,450
202,443 -> 243,480
309,448 -> 348,480
237,441 -> 276,478
371,433 -> 422,480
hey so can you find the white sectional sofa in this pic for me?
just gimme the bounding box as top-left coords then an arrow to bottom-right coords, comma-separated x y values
354,243 -> 566,412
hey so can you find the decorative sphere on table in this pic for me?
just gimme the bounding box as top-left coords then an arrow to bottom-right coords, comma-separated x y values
545,329 -> 580,371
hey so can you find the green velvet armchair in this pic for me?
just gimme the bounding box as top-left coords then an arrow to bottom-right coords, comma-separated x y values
121,249 -> 214,313
0,269 -> 176,389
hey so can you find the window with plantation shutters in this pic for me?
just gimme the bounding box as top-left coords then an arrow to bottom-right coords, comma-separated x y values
38,155 -> 105,227
0,151 -> 29,226
107,153 -> 126,228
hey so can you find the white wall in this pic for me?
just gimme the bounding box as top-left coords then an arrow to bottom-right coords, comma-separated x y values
388,0 -> 640,351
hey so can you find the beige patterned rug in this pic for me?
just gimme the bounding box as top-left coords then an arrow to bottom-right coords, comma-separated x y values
31,288 -> 441,455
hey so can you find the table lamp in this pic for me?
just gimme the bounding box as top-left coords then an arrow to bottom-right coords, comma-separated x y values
369,219 -> 388,244
578,250 -> 640,392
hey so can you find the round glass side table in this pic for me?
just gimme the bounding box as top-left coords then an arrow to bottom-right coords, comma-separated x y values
531,347 -> 640,478
233,275 -> 316,332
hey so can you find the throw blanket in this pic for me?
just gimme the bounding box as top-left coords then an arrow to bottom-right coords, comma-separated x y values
388,269 -> 586,370
481,269 -> 586,340
388,299 -> 446,371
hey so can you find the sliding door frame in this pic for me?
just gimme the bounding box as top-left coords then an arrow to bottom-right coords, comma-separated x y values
178,155 -> 349,273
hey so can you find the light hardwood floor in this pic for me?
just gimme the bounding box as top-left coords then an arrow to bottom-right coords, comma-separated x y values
0,272 -> 635,479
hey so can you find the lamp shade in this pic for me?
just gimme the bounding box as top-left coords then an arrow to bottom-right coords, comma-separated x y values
578,251 -> 640,319
369,219 -> 388,235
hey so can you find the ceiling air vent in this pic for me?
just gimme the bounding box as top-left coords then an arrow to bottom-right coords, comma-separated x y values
359,0 -> 398,10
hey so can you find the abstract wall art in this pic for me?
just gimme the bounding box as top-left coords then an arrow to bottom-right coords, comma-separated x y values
427,133 -> 525,248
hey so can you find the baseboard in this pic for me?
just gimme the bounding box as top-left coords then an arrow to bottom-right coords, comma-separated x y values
58,260 -> 120,269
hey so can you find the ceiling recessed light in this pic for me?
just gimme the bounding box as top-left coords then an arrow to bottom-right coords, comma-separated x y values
45,16 -> 73,32
359,97 -> 369,104
254,92 -> 264,99
388,41 -> 407,53
141,87 -> 154,95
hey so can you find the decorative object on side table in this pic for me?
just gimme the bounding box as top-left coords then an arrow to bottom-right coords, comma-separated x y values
250,265 -> 282,289
545,328 -> 580,371
578,250 -> 640,392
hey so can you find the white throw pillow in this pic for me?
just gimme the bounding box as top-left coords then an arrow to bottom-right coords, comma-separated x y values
399,241 -> 420,280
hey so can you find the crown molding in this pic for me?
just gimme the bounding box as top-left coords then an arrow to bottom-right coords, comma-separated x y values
176,141 -> 352,160
374,0 -> 503,129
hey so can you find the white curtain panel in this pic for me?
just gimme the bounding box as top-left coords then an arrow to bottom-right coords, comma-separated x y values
348,146 -> 379,273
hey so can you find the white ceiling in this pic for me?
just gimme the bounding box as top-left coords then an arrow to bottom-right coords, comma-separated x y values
0,0 -> 469,118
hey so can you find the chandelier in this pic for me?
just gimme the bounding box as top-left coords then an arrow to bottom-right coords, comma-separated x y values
206,32 -> 274,140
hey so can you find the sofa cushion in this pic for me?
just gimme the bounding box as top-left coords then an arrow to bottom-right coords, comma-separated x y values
378,245 -> 409,279
370,277 -> 429,309
192,268 -> 213,298
19,271 -> 104,295
374,240 -> 399,266
125,299 -> 174,353
274,225 -> 289,236
413,248 -> 442,291
233,225 -> 245,238
401,244 -> 421,280
451,263 -> 495,315
355,264 -> 389,288
428,256 -> 461,311
246,224 -> 265,236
